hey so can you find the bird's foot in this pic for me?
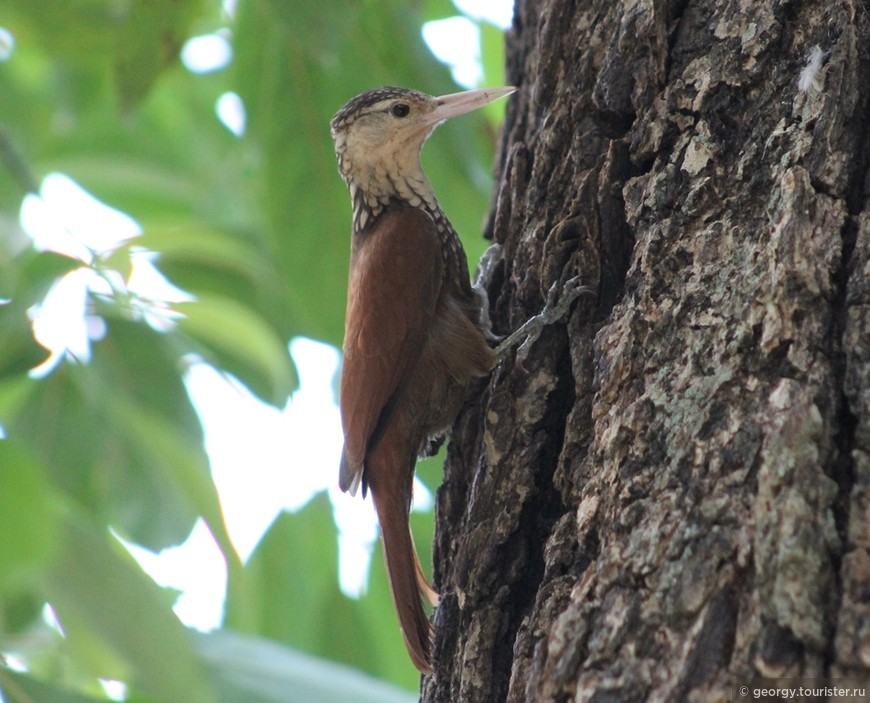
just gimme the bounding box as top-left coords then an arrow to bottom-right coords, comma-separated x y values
494,275 -> 595,362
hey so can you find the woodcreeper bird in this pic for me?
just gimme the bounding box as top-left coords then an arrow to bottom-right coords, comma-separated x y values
331,85 -> 514,673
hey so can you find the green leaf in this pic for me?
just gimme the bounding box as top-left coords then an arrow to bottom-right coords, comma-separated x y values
113,0 -> 210,112
4,0 -> 215,114
90,317 -> 203,444
229,493 -> 424,691
0,250 -> 83,301
0,441 -> 58,591
421,0 -> 467,22
3,371 -> 170,543
56,155 -> 207,219
135,223 -> 270,282
0,250 -> 83,380
1,317 -> 219,552
43,511 -> 216,703
197,630 -> 416,703
226,493 -> 339,644
81,338 -> 244,598
0,589 -> 43,636
96,379 -> 241,579
175,295 -> 297,407
0,668 -> 110,703
0,301 -> 50,380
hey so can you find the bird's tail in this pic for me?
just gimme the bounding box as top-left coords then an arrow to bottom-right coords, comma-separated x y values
413,537 -> 440,608
371,486 -> 435,674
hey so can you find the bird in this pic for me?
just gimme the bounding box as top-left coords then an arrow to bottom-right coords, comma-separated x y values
330,85 -> 515,673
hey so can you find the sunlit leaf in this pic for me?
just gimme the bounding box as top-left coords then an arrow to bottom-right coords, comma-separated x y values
176,294 -> 297,406
43,512 -> 215,703
197,629 -> 416,703
0,249 -> 82,379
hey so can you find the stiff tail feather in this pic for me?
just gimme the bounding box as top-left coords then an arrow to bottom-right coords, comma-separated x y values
412,535 -> 439,607
372,488 -> 435,674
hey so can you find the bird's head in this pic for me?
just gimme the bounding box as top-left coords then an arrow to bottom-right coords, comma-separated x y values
331,86 -> 515,201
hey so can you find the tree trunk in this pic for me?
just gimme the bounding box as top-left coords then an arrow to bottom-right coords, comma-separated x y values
426,1 -> 870,701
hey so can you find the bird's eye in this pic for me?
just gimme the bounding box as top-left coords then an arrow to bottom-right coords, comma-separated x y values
391,103 -> 410,118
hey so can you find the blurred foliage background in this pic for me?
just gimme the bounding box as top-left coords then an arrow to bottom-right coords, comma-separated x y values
0,1 -> 508,701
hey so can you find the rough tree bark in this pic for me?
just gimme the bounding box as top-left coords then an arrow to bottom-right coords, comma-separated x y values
425,1 -> 870,701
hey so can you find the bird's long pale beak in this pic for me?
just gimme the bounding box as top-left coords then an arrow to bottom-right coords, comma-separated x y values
424,86 -> 516,126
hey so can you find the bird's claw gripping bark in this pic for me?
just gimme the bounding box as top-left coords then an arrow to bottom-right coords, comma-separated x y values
495,275 -> 595,362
